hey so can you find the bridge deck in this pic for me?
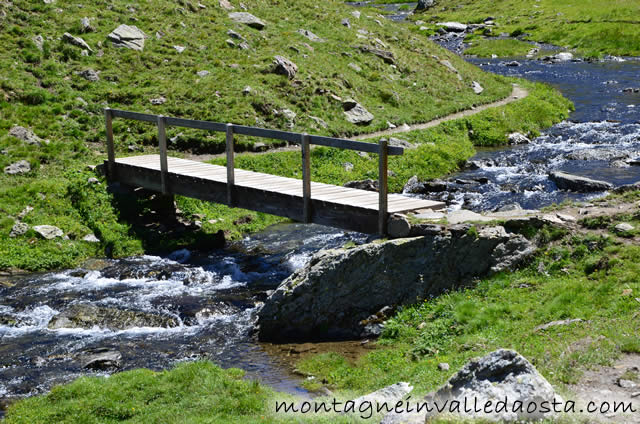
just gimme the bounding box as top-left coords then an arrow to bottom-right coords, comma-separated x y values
111,155 -> 445,234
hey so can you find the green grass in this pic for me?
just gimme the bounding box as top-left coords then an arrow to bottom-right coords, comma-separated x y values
294,231 -> 640,398
407,0 -> 640,57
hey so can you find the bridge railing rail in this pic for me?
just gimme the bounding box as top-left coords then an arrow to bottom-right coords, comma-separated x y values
104,108 -> 404,235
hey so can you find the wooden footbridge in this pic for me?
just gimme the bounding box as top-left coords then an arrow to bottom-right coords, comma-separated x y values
104,109 -> 444,235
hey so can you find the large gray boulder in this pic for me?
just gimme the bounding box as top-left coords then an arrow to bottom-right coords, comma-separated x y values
33,225 -> 63,239
9,126 -> 44,146
48,304 -> 179,330
257,226 -> 535,341
436,22 -> 468,32
549,171 -> 613,192
4,160 -> 31,175
343,99 -> 374,124
428,349 -> 560,422
108,24 -> 146,51
415,0 -> 435,11
229,12 -> 265,30
272,55 -> 298,79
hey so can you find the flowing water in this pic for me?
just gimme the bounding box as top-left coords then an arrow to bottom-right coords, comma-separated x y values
416,57 -> 640,212
0,224 -> 368,412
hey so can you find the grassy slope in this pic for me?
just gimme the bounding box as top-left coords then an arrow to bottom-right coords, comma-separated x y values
0,0 -> 571,271
408,0 -> 640,57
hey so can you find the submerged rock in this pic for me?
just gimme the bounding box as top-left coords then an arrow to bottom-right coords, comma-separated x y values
48,304 -> 179,330
78,348 -> 122,370
507,132 -> 530,145
258,227 -> 535,341
549,171 -> 613,192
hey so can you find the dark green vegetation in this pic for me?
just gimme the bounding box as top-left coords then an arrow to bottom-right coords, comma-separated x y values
0,0 -> 570,271
407,0 -> 640,57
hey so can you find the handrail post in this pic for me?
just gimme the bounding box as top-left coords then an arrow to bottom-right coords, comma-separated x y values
378,138 -> 388,236
226,123 -> 235,206
157,115 -> 169,194
105,108 -> 115,180
301,133 -> 311,223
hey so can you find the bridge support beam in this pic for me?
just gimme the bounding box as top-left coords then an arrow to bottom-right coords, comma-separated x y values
302,133 -> 311,223
378,138 -> 388,236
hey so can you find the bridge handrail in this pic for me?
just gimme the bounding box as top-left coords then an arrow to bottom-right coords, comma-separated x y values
104,108 -> 401,235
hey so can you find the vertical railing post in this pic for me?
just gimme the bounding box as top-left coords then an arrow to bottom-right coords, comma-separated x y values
301,133 -> 311,223
226,123 -> 235,206
157,115 -> 169,194
378,138 -> 388,236
105,108 -> 115,180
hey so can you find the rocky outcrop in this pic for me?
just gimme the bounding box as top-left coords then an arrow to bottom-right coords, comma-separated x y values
272,55 -> 298,79
403,176 -> 448,194
48,304 -> 179,330
383,349 -> 560,423
257,226 -> 535,341
33,225 -> 63,240
549,171 -> 613,192
415,0 -> 435,11
229,12 -> 265,30
508,132 -> 530,145
358,45 -> 395,65
343,99 -> 374,124
62,32 -> 93,52
4,160 -> 31,175
436,22 -> 468,32
108,25 -> 146,51
9,126 -> 45,146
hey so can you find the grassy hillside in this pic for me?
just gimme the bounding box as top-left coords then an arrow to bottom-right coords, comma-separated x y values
0,0 -> 570,271
406,0 -> 640,57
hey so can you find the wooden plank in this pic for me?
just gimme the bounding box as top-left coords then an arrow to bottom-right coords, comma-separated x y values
378,138 -> 388,235
157,116 -> 169,194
